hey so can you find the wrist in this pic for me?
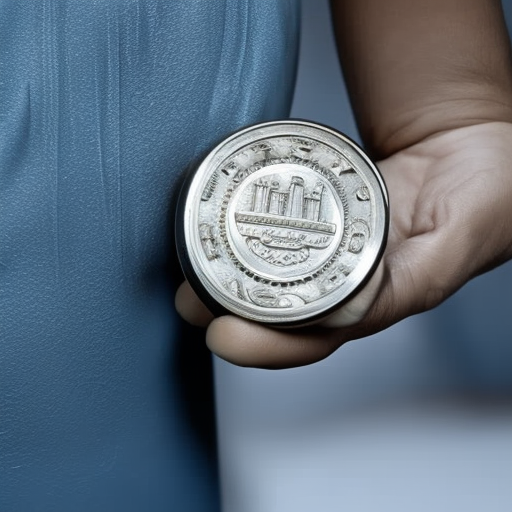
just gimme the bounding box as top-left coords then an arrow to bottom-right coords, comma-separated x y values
369,89 -> 512,160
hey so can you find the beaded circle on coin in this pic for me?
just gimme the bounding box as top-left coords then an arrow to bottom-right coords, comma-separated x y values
176,120 -> 388,326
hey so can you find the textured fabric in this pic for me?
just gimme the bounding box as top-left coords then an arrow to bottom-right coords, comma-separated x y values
0,1 -> 300,510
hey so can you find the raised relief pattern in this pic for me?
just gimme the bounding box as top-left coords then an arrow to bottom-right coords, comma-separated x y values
199,223 -> 219,260
234,176 -> 337,267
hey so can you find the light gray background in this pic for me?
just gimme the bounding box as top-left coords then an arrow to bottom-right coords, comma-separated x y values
216,1 -> 512,511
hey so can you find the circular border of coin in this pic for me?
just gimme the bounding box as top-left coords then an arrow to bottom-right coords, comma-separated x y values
176,120 -> 389,327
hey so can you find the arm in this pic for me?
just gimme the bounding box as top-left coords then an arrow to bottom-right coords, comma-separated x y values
331,0 -> 512,158
176,0 -> 512,368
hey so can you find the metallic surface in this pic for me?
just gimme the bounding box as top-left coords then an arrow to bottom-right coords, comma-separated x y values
179,120 -> 388,325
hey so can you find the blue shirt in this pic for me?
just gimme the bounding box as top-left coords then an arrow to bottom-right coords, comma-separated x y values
0,2 -> 300,510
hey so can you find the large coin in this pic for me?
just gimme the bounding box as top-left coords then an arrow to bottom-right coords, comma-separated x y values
176,120 -> 388,326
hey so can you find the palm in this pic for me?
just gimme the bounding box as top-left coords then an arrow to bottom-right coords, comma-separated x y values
377,122 -> 512,321
176,122 -> 512,368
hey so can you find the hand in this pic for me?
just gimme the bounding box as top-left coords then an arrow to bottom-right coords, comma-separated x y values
176,122 -> 512,368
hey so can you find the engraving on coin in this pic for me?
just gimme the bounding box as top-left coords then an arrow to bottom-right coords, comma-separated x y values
201,171 -> 220,201
226,164 -> 344,281
356,186 -> 370,201
178,120 -> 388,325
199,223 -> 219,260
347,219 -> 370,254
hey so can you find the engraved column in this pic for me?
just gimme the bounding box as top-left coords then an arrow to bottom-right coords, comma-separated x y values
285,176 -> 305,218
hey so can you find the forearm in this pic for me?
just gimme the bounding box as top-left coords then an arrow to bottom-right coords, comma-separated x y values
331,0 -> 512,158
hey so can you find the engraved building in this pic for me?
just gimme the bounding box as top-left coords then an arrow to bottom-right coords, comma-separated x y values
251,176 -> 323,222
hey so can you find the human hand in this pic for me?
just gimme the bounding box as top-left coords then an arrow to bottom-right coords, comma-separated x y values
176,122 -> 512,368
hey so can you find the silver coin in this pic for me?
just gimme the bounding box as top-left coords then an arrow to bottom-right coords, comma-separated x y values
177,120 -> 388,326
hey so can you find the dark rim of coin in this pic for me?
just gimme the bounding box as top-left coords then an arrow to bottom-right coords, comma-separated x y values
176,119 -> 389,327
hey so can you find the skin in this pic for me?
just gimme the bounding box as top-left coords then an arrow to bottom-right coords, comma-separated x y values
176,0 -> 512,369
